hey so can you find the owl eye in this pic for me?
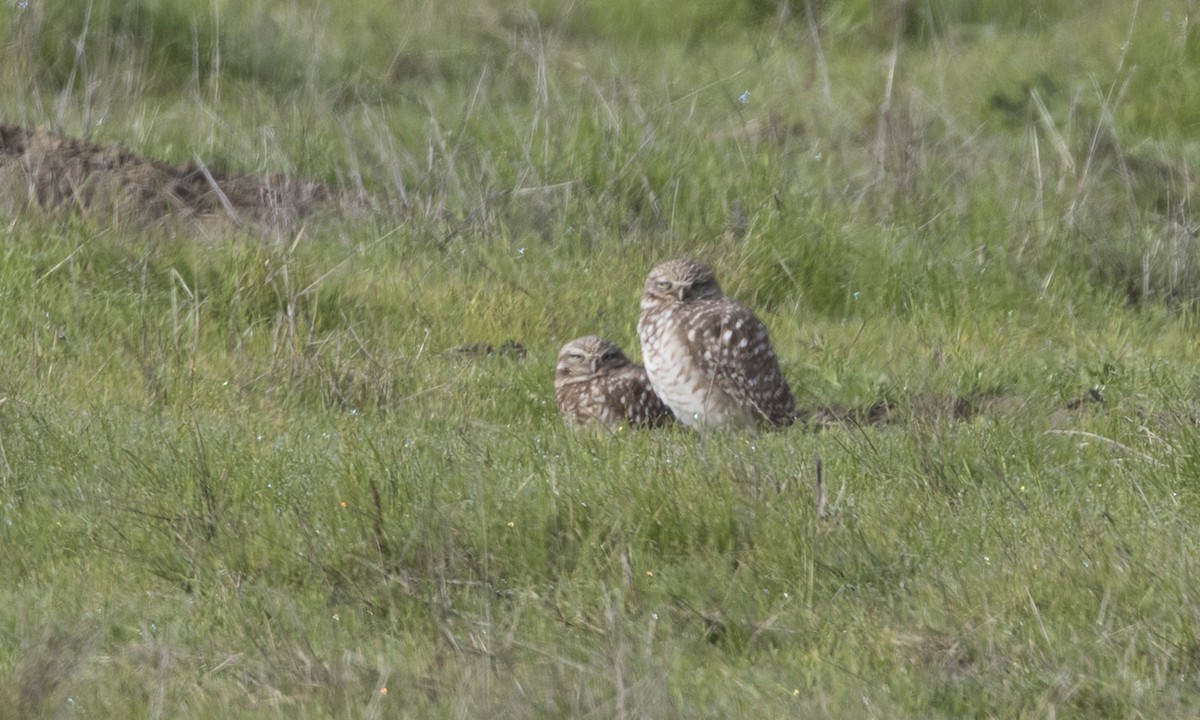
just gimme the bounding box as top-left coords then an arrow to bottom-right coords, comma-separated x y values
654,279 -> 672,292
567,352 -> 585,361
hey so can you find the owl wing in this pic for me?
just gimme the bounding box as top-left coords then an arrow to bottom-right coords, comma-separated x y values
611,366 -> 675,426
691,300 -> 797,424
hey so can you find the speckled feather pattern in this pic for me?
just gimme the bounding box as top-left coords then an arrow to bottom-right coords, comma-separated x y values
637,258 -> 796,429
554,336 -> 675,428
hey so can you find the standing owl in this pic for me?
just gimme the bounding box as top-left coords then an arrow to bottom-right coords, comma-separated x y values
637,257 -> 797,429
554,336 -> 675,428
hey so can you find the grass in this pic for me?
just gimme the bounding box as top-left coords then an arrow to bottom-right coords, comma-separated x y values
2,0 -> 1200,717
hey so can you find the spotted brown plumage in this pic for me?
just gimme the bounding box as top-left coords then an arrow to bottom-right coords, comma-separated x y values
554,336 -> 675,428
637,257 -> 797,429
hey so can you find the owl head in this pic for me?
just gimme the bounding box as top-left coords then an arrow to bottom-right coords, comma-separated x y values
642,257 -> 723,305
556,336 -> 633,381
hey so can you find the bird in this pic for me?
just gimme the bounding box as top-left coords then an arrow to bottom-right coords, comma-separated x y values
554,335 -> 675,429
637,257 -> 797,429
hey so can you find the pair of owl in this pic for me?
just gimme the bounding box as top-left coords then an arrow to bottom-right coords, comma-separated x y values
555,257 -> 797,430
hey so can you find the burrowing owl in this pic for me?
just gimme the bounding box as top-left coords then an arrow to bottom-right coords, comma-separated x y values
637,257 -> 797,429
554,336 -> 675,428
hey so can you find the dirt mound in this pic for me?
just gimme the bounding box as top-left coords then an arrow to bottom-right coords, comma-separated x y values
799,387 -> 1105,430
0,123 -> 338,227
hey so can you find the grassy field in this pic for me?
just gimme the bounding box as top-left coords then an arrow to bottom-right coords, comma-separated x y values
2,0 -> 1200,717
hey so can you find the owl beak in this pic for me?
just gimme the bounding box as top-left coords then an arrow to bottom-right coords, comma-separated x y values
676,284 -> 689,302
590,358 -> 600,373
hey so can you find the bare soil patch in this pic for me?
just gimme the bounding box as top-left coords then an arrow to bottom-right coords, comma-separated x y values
801,388 -> 1104,430
0,123 -> 339,228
